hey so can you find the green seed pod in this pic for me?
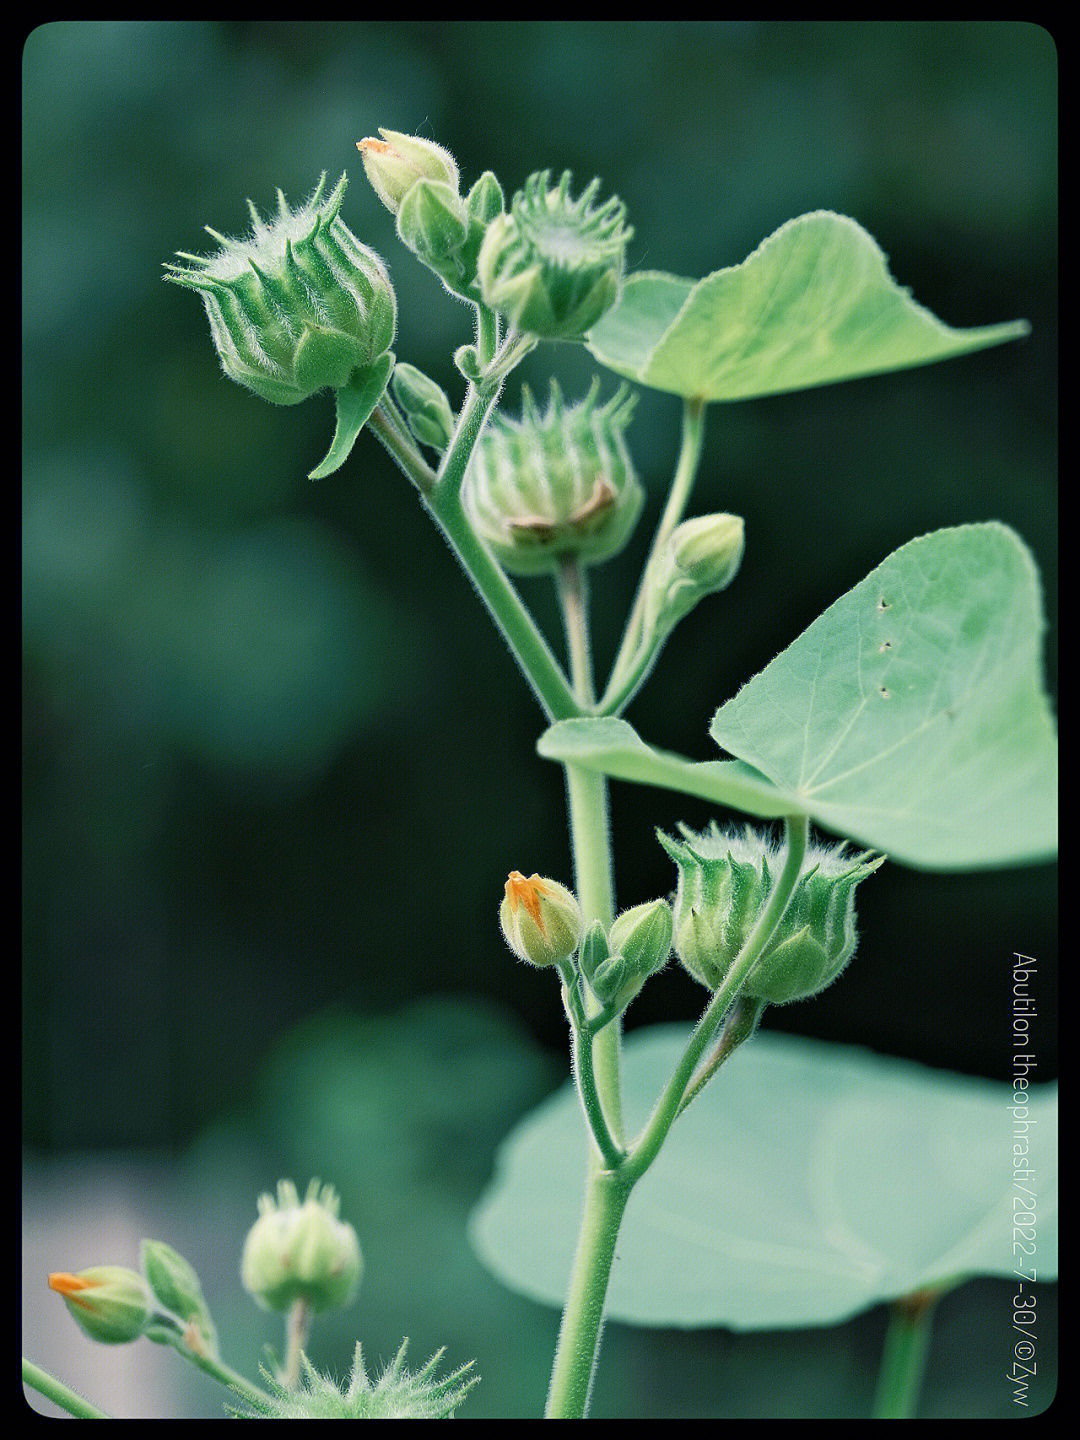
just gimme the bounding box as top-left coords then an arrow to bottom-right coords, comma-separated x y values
48,1266 -> 152,1345
643,513 -> 745,642
477,170 -> 631,339
235,1339 -> 478,1420
357,130 -> 460,216
164,174 -> 395,407
464,380 -> 643,575
240,1180 -> 362,1315
745,846 -> 885,1004
661,827 -> 768,991
140,1240 -> 217,1356
391,363 -> 455,451
661,824 -> 883,1002
499,871 -> 583,968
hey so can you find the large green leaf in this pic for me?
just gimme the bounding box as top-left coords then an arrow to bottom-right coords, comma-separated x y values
541,525 -> 1057,870
470,1026 -> 1058,1329
587,213 -> 1027,401
710,524 -> 1057,868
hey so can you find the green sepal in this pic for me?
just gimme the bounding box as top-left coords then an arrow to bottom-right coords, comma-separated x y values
140,1239 -> 219,1357
293,323 -> 369,395
309,352 -> 395,480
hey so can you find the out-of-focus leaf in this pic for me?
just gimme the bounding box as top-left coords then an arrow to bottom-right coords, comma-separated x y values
470,1025 -> 1058,1328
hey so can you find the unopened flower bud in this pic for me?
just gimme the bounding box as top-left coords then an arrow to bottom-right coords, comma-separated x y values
661,824 -> 883,1002
499,872 -> 583,968
391,363 -> 455,451
609,899 -> 673,980
644,514 -> 745,642
48,1266 -> 151,1345
464,380 -> 642,575
396,180 -> 470,269
241,1180 -> 362,1315
577,919 -> 610,989
140,1240 -> 217,1355
478,170 -> 631,339
165,175 -> 395,408
357,130 -> 460,216
466,171 -> 505,229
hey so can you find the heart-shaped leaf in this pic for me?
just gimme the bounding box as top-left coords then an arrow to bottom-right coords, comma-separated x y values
541,525 -> 1057,870
710,524 -> 1057,868
470,1026 -> 1057,1329
587,213 -> 1027,402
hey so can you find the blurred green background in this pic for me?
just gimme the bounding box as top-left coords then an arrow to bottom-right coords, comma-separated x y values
23,21 -> 1056,1417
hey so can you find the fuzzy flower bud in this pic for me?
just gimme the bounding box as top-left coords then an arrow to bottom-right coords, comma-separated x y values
643,513 -> 745,642
391,362 -> 455,451
48,1266 -> 152,1345
661,824 -> 883,1002
240,1180 -> 362,1315
357,130 -> 460,216
499,872 -> 583,968
464,379 -> 642,575
477,170 -> 631,339
165,175 -> 395,408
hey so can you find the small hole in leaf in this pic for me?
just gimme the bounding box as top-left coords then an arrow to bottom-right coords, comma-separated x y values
879,686 -> 891,699
879,641 -> 892,651
877,598 -> 890,611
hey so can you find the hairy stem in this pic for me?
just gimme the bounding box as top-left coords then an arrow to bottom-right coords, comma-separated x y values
22,1358 -> 110,1419
602,397 -> 707,711
546,560 -> 626,1419
626,813 -> 808,1182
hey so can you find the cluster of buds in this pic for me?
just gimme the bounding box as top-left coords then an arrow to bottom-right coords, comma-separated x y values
464,380 -> 642,575
662,824 -> 884,1003
577,901 -> 673,1012
240,1179 -> 362,1315
478,170 -> 631,339
498,871 -> 671,1017
642,513 -> 745,645
358,129 -> 504,302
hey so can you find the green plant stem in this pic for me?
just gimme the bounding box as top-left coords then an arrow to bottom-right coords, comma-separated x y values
544,1170 -> 632,1420
601,397 -> 707,712
675,994 -> 766,1118
546,561 -> 626,1419
475,303 -> 498,366
22,1358 -> 110,1418
371,339 -> 578,722
626,812 -> 808,1182
281,1298 -> 312,1389
160,1327 -> 274,1409
872,1289 -> 941,1419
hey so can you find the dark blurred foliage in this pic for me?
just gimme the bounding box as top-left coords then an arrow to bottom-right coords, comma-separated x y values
24,22 -> 1056,1418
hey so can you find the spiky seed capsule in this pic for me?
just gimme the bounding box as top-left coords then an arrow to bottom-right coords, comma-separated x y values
240,1179 -> 362,1314
661,824 -> 884,1002
234,1339 -> 478,1419
477,169 -> 631,338
48,1266 -> 152,1345
464,380 -> 643,576
164,175 -> 395,406
499,872 -> 583,968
